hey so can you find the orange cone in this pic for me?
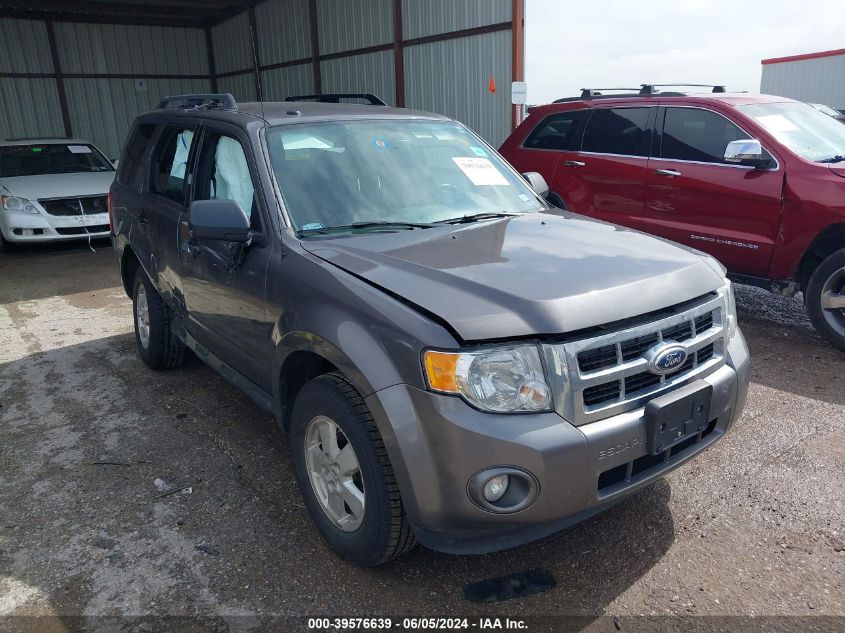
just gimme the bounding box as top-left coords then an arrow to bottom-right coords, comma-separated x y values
488,75 -> 496,94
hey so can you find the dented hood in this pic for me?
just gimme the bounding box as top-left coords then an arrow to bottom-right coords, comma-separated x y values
303,213 -> 725,341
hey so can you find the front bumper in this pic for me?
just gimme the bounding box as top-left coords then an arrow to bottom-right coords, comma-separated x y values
0,209 -> 109,243
365,329 -> 750,554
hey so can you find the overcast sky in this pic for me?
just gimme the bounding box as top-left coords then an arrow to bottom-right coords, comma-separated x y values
525,0 -> 845,104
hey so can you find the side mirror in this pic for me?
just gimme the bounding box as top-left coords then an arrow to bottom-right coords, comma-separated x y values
522,171 -> 549,199
724,139 -> 767,168
189,199 -> 251,243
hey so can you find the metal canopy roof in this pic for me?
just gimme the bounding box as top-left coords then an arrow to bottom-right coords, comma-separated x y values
0,0 -> 259,29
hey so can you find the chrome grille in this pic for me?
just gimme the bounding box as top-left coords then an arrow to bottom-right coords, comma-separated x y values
542,292 -> 729,426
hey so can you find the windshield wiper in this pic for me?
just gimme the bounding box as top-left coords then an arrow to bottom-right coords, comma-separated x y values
818,155 -> 845,164
436,212 -> 521,225
299,220 -> 437,235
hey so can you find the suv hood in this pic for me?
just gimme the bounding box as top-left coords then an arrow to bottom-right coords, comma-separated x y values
0,172 -> 115,200
303,213 -> 725,341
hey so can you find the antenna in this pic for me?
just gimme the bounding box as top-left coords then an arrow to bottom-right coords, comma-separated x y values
249,18 -> 266,122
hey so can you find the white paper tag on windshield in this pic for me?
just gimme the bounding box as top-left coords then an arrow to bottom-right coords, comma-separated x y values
452,157 -> 509,186
67,145 -> 92,154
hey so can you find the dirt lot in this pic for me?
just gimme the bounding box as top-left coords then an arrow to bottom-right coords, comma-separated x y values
1,242 -> 843,632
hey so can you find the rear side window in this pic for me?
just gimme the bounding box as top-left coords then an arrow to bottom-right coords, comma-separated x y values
150,126 -> 195,204
661,107 -> 751,163
581,108 -> 651,157
117,123 -> 155,186
523,110 -> 587,150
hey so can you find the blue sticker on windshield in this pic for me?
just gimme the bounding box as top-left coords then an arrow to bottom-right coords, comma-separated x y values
470,146 -> 488,157
372,138 -> 390,150
301,223 -> 325,231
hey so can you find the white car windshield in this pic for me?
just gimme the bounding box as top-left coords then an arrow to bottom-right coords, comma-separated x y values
266,120 -> 544,234
0,143 -> 114,177
739,102 -> 845,163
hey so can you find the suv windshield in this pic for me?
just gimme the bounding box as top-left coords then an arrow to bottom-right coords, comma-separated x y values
0,143 -> 114,177
738,102 -> 845,163
266,120 -> 543,233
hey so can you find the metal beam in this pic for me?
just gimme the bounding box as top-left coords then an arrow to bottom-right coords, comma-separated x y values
0,7 -> 206,28
392,0 -> 404,107
307,0 -> 321,94
45,19 -> 72,138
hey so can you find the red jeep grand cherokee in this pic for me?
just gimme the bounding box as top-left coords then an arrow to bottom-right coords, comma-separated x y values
500,85 -> 845,350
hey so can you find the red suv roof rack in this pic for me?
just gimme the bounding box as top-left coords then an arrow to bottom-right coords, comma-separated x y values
639,84 -> 727,95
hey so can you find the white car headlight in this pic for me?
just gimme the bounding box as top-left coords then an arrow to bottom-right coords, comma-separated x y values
722,279 -> 738,339
424,345 -> 552,413
1,195 -> 39,215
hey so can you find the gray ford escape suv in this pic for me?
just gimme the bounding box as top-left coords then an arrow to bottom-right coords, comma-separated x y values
111,93 -> 751,566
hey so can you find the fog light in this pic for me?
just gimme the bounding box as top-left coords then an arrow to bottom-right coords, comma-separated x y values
483,474 -> 509,502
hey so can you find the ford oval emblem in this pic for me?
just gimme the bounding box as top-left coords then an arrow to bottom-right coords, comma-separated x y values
647,343 -> 688,376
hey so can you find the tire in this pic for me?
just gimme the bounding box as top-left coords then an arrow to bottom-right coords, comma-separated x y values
290,372 -> 416,566
806,248 -> 845,351
548,192 -> 566,210
0,231 -> 14,253
132,269 -> 185,369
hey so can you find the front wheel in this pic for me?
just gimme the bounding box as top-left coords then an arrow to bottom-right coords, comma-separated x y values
806,248 -> 845,351
290,372 -> 416,566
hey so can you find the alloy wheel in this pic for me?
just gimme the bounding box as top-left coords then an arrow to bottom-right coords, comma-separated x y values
135,284 -> 150,349
820,264 -> 845,338
304,415 -> 365,532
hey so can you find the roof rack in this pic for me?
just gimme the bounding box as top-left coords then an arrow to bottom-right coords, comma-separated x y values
639,84 -> 727,95
577,88 -> 640,99
285,93 -> 388,106
157,93 -> 237,110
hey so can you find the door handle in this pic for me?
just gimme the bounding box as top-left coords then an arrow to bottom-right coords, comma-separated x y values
564,160 -> 586,167
655,169 -> 682,177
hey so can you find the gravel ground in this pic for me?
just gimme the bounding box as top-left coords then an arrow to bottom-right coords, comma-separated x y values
0,242 -> 843,632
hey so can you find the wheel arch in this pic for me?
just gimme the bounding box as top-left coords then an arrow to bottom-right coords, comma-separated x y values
797,223 -> 845,292
120,245 -> 140,298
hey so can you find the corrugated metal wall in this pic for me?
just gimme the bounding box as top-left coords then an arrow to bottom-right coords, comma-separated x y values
402,0 -> 510,40
322,51 -> 396,105
404,30 -> 512,146
2,0 -> 516,158
55,23 -> 208,76
0,16 -> 211,159
761,56 -> 845,110
317,0 -> 392,55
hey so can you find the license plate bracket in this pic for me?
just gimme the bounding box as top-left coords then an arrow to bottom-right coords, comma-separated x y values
644,380 -> 712,455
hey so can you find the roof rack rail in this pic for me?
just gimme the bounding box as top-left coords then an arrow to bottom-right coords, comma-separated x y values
639,84 -> 727,95
157,93 -> 237,110
578,88 -> 641,99
284,93 -> 388,106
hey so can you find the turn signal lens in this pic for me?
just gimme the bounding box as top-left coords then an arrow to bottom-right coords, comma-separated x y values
423,350 -> 459,393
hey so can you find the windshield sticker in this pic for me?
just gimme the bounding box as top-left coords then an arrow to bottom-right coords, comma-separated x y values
470,146 -> 489,157
300,223 -> 325,231
434,131 -> 454,141
518,193 -> 531,202
31,147 -> 43,152
756,114 -> 799,133
452,157 -> 510,186
372,138 -> 390,150
68,145 -> 92,154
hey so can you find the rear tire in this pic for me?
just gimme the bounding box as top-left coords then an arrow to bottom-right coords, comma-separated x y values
290,372 -> 416,566
132,269 -> 185,369
806,248 -> 845,351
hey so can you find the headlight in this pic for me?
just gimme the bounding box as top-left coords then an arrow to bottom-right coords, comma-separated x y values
722,279 -> 737,339
423,345 -> 552,413
1,195 -> 39,214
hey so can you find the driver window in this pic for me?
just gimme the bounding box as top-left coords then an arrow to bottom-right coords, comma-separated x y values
197,132 -> 261,232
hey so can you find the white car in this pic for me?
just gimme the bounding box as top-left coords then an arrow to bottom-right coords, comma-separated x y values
0,138 -> 116,250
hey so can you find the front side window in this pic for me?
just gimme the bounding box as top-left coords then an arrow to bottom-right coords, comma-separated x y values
0,143 -> 113,177
151,127 -> 195,204
265,120 -> 544,234
739,101 -> 845,163
523,110 -> 587,150
661,107 -> 751,163
581,108 -> 651,157
195,132 -> 260,231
